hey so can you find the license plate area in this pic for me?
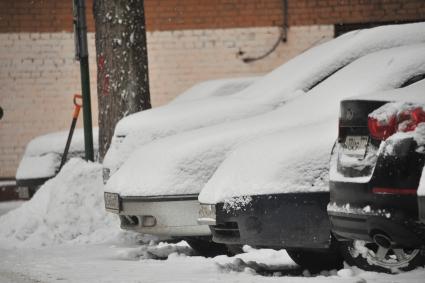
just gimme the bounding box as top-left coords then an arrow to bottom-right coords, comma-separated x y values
104,192 -> 121,212
342,135 -> 369,157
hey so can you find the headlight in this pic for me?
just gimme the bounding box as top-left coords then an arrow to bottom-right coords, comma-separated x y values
198,204 -> 216,225
104,192 -> 120,212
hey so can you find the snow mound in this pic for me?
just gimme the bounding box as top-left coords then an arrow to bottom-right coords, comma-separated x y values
214,246 -> 296,274
116,241 -> 194,260
0,158 -> 132,248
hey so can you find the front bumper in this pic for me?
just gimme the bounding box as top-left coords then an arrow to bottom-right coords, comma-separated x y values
105,193 -> 210,237
208,192 -> 333,249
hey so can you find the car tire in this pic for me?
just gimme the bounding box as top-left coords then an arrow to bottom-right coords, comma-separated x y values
339,240 -> 425,273
185,237 -> 241,257
286,248 -> 343,272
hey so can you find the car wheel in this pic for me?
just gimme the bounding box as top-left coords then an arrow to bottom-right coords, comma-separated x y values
286,248 -> 343,272
339,240 -> 425,273
185,237 -> 239,257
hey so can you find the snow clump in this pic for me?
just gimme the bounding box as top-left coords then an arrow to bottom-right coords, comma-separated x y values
0,158 -> 134,248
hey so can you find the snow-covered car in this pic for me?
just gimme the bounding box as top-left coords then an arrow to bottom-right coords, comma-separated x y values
197,44 -> 425,270
328,79 -> 425,273
103,23 -> 425,178
16,128 -> 98,198
104,23 -> 425,258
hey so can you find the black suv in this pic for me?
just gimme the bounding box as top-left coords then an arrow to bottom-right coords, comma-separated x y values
328,85 -> 425,272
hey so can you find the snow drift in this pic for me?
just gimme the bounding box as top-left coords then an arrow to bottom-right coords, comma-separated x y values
170,77 -> 258,104
201,80 -> 425,204
16,128 -> 99,180
104,23 -> 425,174
0,158 -> 129,248
107,44 -> 425,198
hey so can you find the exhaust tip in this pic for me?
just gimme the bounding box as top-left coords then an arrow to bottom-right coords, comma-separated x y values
373,233 -> 392,249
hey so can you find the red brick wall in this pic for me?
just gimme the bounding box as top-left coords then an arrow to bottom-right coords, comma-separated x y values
0,0 -> 423,33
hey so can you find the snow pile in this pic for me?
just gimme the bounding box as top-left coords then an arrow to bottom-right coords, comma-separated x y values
170,77 -> 258,104
107,44 -> 425,198
116,241 -> 194,260
16,128 -> 99,180
214,246 -> 296,274
104,22 -> 425,174
0,158 -> 130,248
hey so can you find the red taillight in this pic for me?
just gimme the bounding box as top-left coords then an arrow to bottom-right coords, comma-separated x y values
368,115 -> 396,140
372,187 -> 417,195
368,107 -> 425,140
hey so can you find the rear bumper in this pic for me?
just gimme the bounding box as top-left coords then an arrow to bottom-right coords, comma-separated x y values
106,194 -> 210,237
209,192 -> 333,249
419,196 -> 425,224
329,181 -> 425,247
15,177 -> 51,199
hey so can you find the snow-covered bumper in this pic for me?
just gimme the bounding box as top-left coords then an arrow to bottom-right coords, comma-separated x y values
328,181 -> 425,247
104,192 -> 210,237
201,192 -> 333,249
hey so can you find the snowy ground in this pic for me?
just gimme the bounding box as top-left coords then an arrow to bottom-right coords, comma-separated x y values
1,239 -> 425,283
1,160 -> 424,282
1,202 -> 424,283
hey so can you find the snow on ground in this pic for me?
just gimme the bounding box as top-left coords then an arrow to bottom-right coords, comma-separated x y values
16,128 -> 99,180
170,77 -> 258,104
1,241 -> 425,282
1,157 -> 425,281
0,158 -> 131,248
200,79 -> 425,203
107,44 -> 425,197
104,22 -> 425,174
0,200 -> 24,217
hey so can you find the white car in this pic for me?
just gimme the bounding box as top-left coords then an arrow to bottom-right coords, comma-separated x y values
16,128 -> 98,198
104,23 -> 425,257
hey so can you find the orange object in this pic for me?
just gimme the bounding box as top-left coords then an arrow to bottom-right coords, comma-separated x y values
73,94 -> 83,119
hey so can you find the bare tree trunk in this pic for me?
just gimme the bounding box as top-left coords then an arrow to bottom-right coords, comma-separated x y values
93,0 -> 151,161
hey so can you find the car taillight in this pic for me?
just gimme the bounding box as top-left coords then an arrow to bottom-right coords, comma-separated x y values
368,107 -> 425,140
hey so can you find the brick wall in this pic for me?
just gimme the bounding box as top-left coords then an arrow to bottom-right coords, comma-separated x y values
0,33 -> 98,177
1,0 -> 424,33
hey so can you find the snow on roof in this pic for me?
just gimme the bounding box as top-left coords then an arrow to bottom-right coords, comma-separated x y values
103,22 -> 425,173
200,81 -> 425,204
106,43 -> 425,198
170,77 -> 259,104
16,128 -> 99,180
21,128 -> 99,157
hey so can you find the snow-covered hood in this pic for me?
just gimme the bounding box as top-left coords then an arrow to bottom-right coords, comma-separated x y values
106,43 -> 425,198
16,128 -> 99,180
103,22 -> 425,174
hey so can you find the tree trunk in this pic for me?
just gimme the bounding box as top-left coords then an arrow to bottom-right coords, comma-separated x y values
93,0 -> 151,161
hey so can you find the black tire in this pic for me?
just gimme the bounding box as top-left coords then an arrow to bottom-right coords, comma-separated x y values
286,248 -> 343,272
339,240 -> 425,273
186,237 -> 240,257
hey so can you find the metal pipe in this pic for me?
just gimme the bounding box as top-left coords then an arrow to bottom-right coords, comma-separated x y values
73,0 -> 94,161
